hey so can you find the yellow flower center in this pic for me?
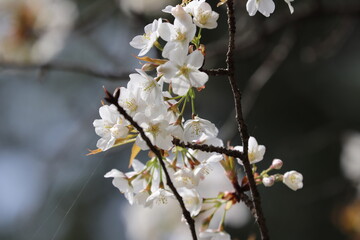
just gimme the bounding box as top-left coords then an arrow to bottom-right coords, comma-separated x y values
179,65 -> 191,79
176,31 -> 186,42
147,123 -> 160,136
125,99 -> 137,112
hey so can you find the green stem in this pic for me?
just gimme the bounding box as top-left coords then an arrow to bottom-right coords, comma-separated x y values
154,40 -> 163,51
190,88 -> 196,116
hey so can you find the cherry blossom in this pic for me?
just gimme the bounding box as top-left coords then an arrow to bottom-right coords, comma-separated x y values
158,5 -> 196,58
186,0 -> 219,29
93,105 -> 129,151
130,18 -> 162,56
104,169 -> 134,204
235,136 -> 266,165
146,188 -> 174,206
178,188 -> 202,217
158,49 -> 208,96
134,112 -> 173,150
246,0 -> 275,17
283,170 -> 303,191
183,116 -> 218,143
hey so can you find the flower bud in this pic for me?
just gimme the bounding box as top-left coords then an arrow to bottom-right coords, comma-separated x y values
141,63 -> 157,72
271,158 -> 283,169
262,176 -> 275,187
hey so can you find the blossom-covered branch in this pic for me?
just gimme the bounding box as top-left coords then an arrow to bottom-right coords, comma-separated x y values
103,88 -> 198,240
89,1 -> 304,240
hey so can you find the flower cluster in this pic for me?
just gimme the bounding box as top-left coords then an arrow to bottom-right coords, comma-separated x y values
92,0 -> 302,239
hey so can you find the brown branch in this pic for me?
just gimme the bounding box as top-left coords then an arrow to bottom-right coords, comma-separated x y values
201,68 -> 229,76
225,1 -> 269,239
172,138 -> 244,159
0,61 -> 129,81
232,180 -> 255,214
103,88 -> 198,240
172,138 -> 256,214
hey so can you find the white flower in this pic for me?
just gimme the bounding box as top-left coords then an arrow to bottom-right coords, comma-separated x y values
262,176 -> 275,187
0,0 -> 77,63
158,49 -> 208,96
104,169 -> 134,204
199,229 -> 231,240
146,188 -> 174,205
128,69 -> 163,104
186,1 -> 219,29
191,137 -> 224,180
183,116 -> 218,143
235,136 -> 266,165
93,105 -> 129,151
134,112 -> 173,150
178,187 -> 202,217
174,168 -> 199,188
130,18 -> 162,56
283,170 -> 303,191
284,0 -> 294,14
158,5 -> 196,58
118,86 -> 146,117
133,190 -> 152,207
246,0 -> 275,17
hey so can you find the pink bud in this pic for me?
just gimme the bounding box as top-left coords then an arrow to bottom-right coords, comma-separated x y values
262,176 -> 275,187
271,159 -> 283,170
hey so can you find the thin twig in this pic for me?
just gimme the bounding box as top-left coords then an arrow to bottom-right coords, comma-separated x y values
103,88 -> 198,240
172,138 -> 244,159
172,139 -> 255,213
225,1 -> 269,239
201,68 -> 229,76
0,61 -> 129,80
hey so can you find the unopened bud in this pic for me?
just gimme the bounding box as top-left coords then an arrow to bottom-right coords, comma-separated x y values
262,176 -> 275,187
141,63 -> 158,72
271,159 -> 283,170
188,44 -> 195,54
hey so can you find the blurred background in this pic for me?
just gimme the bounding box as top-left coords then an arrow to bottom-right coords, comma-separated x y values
0,0 -> 360,239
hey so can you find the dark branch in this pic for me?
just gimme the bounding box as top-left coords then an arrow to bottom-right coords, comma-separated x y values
172,138 -> 244,159
0,61 -> 129,81
201,68 -> 229,76
172,138 -> 256,214
226,1 -> 270,239
103,88 -> 198,240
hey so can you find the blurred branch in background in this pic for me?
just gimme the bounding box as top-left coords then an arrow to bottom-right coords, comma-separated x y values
220,30 -> 295,140
0,61 -> 129,80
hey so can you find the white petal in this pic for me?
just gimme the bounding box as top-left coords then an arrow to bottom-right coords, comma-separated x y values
171,77 -> 191,96
189,71 -> 208,88
258,0 -> 275,17
186,50 -> 204,69
246,0 -> 258,16
104,169 -> 125,178
158,22 -> 173,42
